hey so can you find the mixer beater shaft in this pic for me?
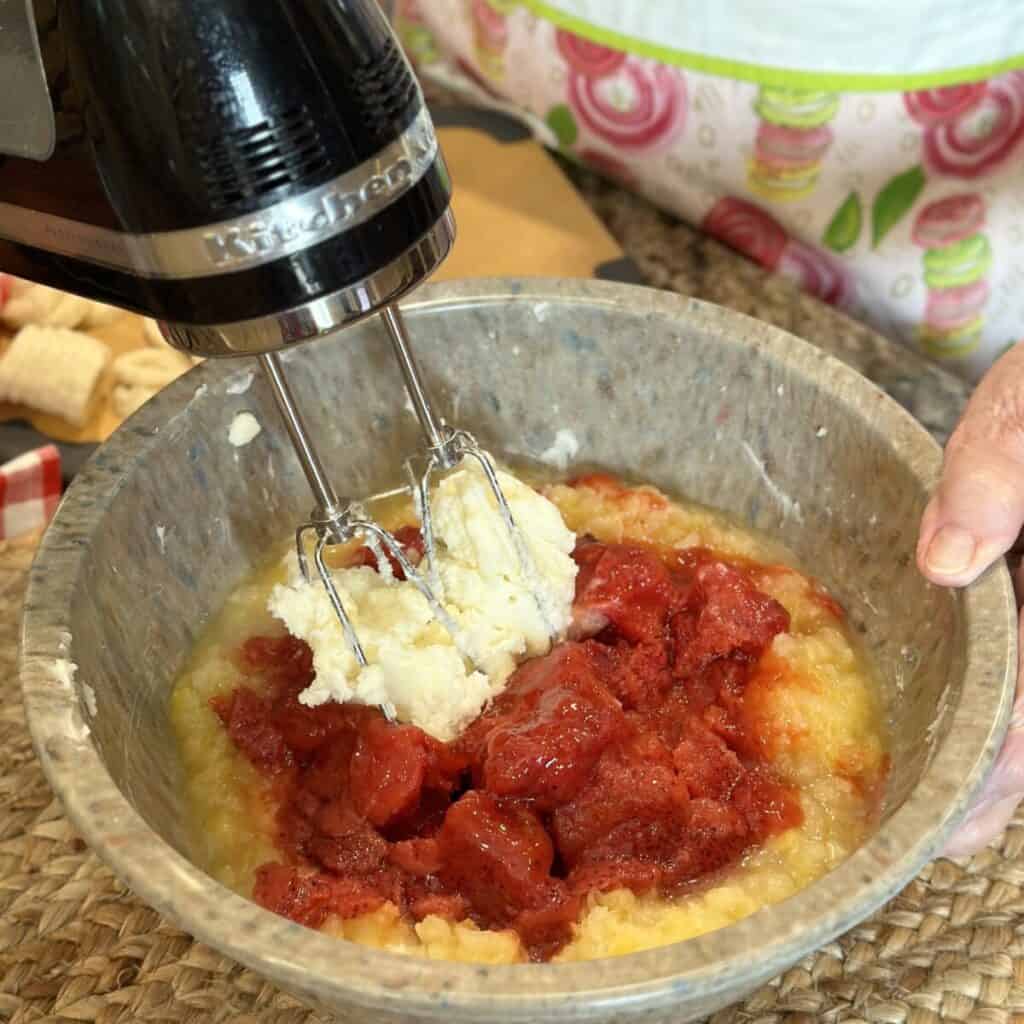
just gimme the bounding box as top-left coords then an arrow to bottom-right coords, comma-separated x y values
380,305 -> 453,466
381,310 -> 559,638
257,353 -> 347,537
258,306 -> 558,715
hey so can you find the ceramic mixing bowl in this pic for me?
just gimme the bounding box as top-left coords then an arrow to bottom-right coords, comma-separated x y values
21,279 -> 1017,1023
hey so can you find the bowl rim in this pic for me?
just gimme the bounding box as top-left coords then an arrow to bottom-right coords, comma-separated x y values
20,278 -> 1016,1019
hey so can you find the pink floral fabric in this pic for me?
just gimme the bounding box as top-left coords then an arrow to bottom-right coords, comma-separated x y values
913,74 -> 1024,180
395,0 -> 1024,381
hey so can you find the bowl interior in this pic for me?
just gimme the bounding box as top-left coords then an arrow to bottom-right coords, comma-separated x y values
21,280 -> 1015,1020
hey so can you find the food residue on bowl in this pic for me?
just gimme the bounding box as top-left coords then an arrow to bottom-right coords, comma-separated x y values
228,412 -> 261,447
170,470 -> 888,963
539,429 -> 581,471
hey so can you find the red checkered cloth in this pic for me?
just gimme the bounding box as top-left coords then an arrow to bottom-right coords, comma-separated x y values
0,444 -> 61,540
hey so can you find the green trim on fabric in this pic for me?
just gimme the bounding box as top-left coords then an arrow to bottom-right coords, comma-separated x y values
522,0 -> 1024,91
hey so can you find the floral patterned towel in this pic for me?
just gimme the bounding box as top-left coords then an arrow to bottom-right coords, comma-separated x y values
394,0 -> 1024,382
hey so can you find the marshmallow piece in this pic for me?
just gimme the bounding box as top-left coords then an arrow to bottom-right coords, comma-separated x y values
1,278 -> 124,332
2,280 -> 92,330
0,324 -> 109,426
112,347 -> 192,391
112,384 -> 155,419
0,277 -> 128,333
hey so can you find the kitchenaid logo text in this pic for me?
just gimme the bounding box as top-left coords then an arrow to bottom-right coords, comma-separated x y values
201,132 -> 436,268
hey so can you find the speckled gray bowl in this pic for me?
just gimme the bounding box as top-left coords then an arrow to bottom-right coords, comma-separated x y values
21,279 -> 1017,1023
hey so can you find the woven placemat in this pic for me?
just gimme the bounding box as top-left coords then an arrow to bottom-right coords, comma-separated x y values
4,545 -> 1024,1024
4,186 -> 1024,1023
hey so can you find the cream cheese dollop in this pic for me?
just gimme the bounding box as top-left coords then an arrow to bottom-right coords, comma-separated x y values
267,459 -> 578,741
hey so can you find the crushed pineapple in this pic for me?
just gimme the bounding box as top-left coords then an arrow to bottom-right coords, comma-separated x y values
170,478 -> 887,963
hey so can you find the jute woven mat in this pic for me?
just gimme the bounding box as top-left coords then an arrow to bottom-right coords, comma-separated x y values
4,184 -> 1024,1023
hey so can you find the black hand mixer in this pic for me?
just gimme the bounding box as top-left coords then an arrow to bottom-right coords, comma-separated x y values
0,0 -> 555,686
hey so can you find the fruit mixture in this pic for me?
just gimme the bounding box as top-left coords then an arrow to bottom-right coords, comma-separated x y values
171,475 -> 888,963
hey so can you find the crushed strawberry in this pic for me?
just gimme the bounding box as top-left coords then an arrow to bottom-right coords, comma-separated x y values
211,688 -> 292,776
476,644 -> 626,810
573,541 -> 680,644
213,484 -> 831,960
671,562 -> 790,677
348,525 -> 425,580
350,719 -> 429,827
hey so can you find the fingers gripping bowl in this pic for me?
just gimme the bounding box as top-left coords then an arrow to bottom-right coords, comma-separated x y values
21,280 -> 1016,1022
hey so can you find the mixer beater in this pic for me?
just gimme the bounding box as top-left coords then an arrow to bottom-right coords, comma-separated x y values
258,304 -> 558,703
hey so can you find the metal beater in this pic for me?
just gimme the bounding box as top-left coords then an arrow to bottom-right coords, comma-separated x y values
258,305 -> 557,699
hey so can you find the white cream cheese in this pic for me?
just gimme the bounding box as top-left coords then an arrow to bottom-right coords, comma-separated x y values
228,412 -> 261,447
268,459 -> 578,741
539,429 -> 580,471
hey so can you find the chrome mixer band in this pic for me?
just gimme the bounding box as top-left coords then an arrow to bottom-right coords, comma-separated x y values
159,210 -> 455,356
0,107 -> 439,280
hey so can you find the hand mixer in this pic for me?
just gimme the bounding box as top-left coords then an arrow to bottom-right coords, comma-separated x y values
0,0 -> 552,693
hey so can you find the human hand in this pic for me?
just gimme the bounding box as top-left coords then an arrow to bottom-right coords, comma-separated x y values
917,344 -> 1024,857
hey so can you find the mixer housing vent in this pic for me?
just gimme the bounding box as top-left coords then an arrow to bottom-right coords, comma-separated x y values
347,36 -> 419,136
196,105 -> 331,213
